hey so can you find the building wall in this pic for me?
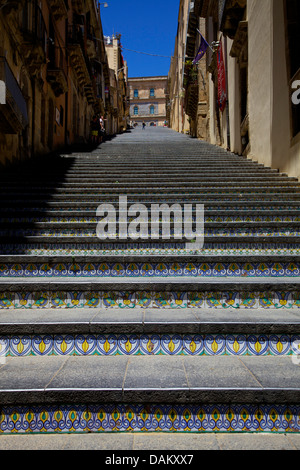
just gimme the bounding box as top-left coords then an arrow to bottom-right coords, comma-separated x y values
248,0 -> 300,178
129,76 -> 167,126
0,0 -> 113,167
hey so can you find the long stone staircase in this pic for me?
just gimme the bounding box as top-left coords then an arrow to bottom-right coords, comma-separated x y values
0,127 -> 300,434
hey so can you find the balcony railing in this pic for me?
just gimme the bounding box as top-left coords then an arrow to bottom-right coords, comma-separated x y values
21,0 -> 47,53
0,57 -> 28,133
47,42 -> 68,96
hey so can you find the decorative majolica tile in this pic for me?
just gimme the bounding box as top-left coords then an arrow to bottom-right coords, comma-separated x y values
239,292 -> 258,309
161,335 -> 183,355
135,291 -> 152,308
118,335 -> 139,355
53,335 -> 75,355
0,293 -> 14,309
83,292 -> 101,308
50,292 -> 67,308
9,336 -> 31,356
14,292 -> 34,309
205,292 -> 224,309
204,335 -> 226,355
187,292 -> 205,308
269,335 -> 290,356
183,263 -> 198,276
97,335 -> 118,355
0,404 -> 299,433
32,292 -> 49,309
226,335 -> 247,355
258,292 -> 275,309
274,292 -> 293,309
169,292 -> 187,308
140,334 -> 161,355
74,335 -> 97,355
183,335 -> 204,355
65,292 -> 84,308
153,292 -> 171,308
118,292 -> 136,309
248,335 -> 269,355
31,335 -> 53,356
222,292 -> 240,309
140,263 -> 155,277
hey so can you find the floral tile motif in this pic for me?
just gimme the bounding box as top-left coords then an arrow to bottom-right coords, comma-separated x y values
2,261 -> 300,278
0,293 -> 14,309
14,293 -> 34,309
1,334 -> 299,357
0,404 -> 299,433
1,290 -> 300,309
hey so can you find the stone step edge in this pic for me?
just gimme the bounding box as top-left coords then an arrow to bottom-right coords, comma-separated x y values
2,210 -> 300,217
0,355 -> 299,405
1,277 -> 300,291
0,307 -> 300,334
3,222 -> 300,229
2,254 -> 300,263
1,236 -> 299,244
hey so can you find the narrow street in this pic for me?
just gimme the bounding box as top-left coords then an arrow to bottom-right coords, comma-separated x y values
0,127 -> 300,450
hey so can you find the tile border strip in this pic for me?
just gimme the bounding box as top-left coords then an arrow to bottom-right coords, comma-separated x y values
0,404 -> 299,433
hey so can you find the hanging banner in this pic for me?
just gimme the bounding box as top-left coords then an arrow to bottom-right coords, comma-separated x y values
217,40 -> 227,112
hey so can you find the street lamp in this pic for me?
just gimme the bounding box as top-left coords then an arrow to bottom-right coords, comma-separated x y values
98,2 -> 108,6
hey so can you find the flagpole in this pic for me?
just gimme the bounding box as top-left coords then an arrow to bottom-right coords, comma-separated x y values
196,29 -> 214,53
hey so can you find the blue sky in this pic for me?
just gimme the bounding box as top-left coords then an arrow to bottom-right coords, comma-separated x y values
100,0 -> 180,78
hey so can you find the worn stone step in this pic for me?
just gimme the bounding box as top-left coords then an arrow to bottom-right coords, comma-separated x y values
0,275 -> 300,292
2,221 -> 300,230
1,209 -> 300,219
0,307 -> 299,335
0,355 -> 299,406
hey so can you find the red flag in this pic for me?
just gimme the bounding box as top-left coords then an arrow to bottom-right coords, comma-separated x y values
217,41 -> 227,112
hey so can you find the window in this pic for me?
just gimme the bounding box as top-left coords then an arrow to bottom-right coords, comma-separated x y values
150,88 -> 155,97
134,106 -> 138,115
150,105 -> 155,115
134,89 -> 139,98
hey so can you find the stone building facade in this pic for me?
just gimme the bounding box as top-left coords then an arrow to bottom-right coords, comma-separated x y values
169,0 -> 300,180
0,0 -> 125,167
129,76 -> 168,127
104,34 -> 129,134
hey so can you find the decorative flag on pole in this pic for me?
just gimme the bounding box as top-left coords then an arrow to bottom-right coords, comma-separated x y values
192,33 -> 209,65
217,40 -> 227,112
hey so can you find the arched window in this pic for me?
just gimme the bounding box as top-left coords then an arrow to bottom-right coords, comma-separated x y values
150,105 -> 155,115
134,106 -> 138,115
150,88 -> 155,97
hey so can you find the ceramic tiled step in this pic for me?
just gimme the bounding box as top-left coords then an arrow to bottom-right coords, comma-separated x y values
2,221 -> 300,230
1,279 -> 300,312
0,355 -> 299,407
0,309 -> 299,357
2,209 -> 300,220
1,180 -> 298,189
1,307 -> 300,335
0,231 -> 299,245
1,256 -> 300,278
2,181 -> 300,189
2,187 -> 300,197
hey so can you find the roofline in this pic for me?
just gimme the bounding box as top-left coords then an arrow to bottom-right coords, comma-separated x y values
128,76 -> 168,80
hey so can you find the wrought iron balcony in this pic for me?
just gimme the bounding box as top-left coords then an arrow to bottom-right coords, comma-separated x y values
47,42 -> 68,97
0,57 -> 28,134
